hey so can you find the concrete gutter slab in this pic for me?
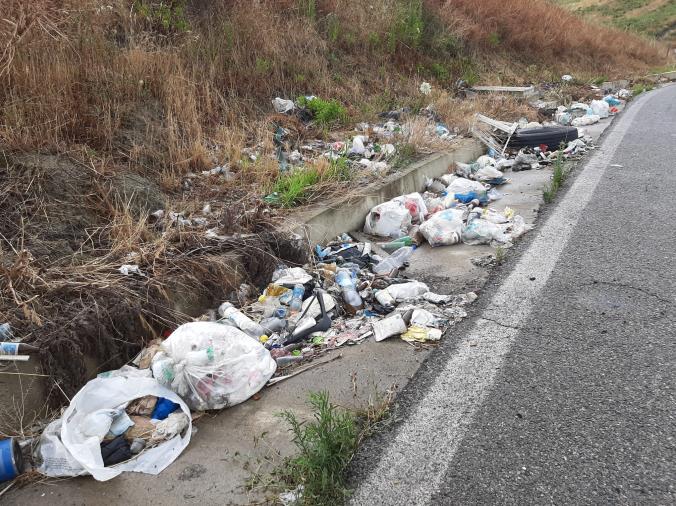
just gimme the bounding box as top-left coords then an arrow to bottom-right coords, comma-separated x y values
470,85 -> 537,97
289,138 -> 484,245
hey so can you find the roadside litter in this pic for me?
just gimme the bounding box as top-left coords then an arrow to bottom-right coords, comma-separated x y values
37,375 -> 192,481
5,81 -> 632,488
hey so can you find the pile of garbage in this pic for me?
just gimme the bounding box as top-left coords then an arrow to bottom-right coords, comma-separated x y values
268,96 -> 457,177
17,227 -> 483,482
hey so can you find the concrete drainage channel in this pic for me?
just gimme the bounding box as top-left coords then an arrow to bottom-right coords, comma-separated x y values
4,110 -> 621,504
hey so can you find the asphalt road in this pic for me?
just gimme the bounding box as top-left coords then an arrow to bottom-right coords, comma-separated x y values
350,85 -> 676,505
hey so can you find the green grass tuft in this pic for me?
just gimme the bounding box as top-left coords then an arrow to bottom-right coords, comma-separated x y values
543,150 -> 567,203
268,157 -> 351,207
297,96 -> 348,127
275,391 -> 358,505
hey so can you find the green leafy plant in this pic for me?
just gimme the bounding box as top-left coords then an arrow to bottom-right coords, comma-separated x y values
134,0 -> 190,33
268,157 -> 351,207
269,168 -> 321,207
387,0 -> 424,52
487,31 -> 501,47
430,62 -> 449,81
543,150 -> 566,203
275,392 -> 358,504
631,82 -> 653,96
255,57 -> 271,74
495,245 -> 506,265
297,0 -> 317,20
297,96 -> 348,127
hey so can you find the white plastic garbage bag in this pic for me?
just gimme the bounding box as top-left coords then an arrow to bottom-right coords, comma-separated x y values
392,192 -> 428,223
419,209 -> 464,246
446,178 -> 486,196
590,99 -> 610,119
364,200 -> 412,238
474,165 -> 503,181
349,135 -> 367,155
571,115 -> 600,127
272,97 -> 295,113
475,155 -> 496,168
37,376 -> 192,481
152,322 -> 276,411
37,419 -> 88,477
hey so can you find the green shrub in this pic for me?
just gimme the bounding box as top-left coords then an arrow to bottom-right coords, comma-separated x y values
297,96 -> 348,126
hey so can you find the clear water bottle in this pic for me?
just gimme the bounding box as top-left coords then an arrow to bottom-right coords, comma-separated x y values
289,284 -> 305,315
372,246 -> 414,276
218,302 -> 265,339
335,269 -> 363,313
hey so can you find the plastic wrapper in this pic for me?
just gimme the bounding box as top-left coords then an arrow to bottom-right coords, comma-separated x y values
461,217 -> 511,245
151,322 -> 276,411
384,281 -> 429,301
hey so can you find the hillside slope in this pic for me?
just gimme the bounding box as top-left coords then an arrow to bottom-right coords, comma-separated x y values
0,0 -> 668,399
555,0 -> 676,45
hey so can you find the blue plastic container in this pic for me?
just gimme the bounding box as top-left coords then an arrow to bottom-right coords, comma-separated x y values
0,438 -> 23,482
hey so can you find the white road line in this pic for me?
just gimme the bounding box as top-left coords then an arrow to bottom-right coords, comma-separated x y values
350,89 -> 657,506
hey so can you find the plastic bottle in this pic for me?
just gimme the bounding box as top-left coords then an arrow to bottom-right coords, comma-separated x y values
218,302 -> 266,339
276,355 -> 304,367
372,246 -> 415,276
259,317 -> 287,334
335,269 -> 363,313
380,236 -> 414,252
374,289 -> 395,308
289,284 -> 305,315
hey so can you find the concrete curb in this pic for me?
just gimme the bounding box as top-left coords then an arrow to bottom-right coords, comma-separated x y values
289,138 -> 485,244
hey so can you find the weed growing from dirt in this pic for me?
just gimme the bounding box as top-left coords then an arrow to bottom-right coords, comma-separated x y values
543,150 -> 567,203
297,96 -> 348,127
494,245 -> 506,265
253,387 -> 395,505
389,142 -> 418,170
270,169 -> 321,207
275,392 -> 358,504
631,82 -> 654,96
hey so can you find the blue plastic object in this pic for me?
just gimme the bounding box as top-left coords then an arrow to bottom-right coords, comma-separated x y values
604,95 -> 621,106
151,397 -> 180,421
0,438 -> 23,482
454,191 -> 488,204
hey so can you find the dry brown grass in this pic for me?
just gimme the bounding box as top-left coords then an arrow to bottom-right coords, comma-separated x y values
0,0 -> 664,181
0,0 -> 667,401
431,0 -> 664,73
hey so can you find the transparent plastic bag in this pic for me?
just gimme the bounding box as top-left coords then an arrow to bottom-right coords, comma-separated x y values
419,209 -> 464,246
461,217 -> 511,245
38,376 -> 192,481
152,322 -> 276,411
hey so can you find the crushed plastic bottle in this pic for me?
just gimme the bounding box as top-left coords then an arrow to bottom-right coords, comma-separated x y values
372,246 -> 414,276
